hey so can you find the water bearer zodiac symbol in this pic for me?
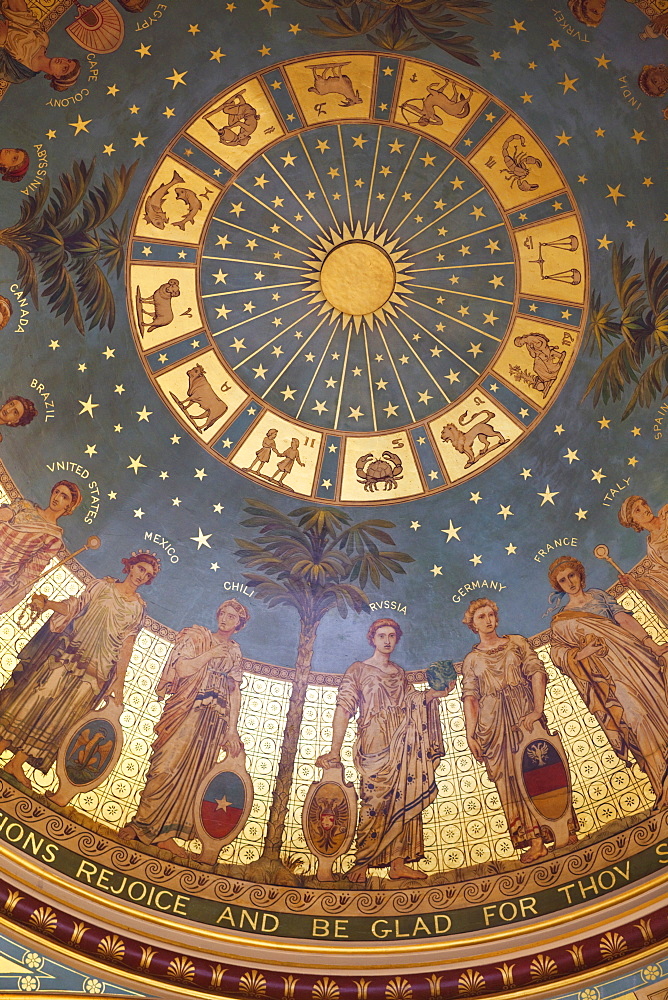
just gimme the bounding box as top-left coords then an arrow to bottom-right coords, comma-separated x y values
170,365 -> 230,433
356,451 -> 404,492
307,62 -> 363,108
399,72 -> 473,126
525,235 -> 581,286
203,91 -> 260,147
500,134 -> 542,192
440,400 -> 508,469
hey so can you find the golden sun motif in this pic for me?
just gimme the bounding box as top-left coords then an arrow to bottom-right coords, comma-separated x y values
301,222 -> 414,331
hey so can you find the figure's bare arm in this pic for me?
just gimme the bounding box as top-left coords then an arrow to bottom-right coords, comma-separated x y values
463,694 -> 483,762
3,0 -> 30,12
614,610 -> 667,656
316,706 -> 350,768
521,668 -> 547,731
108,633 -> 137,702
223,681 -> 244,756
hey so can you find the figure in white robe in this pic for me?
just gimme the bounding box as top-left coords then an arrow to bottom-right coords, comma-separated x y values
618,496 -> 668,623
548,556 -> 668,808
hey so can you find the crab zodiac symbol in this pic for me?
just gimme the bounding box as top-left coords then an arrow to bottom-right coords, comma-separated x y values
356,451 -> 403,492
500,134 -> 542,192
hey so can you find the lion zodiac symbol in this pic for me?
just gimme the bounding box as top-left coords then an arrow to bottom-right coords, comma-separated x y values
440,405 -> 508,469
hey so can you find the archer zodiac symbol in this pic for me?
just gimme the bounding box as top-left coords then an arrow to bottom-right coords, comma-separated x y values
203,91 -> 260,147
307,62 -> 363,108
530,236 -> 581,286
440,402 -> 508,469
356,451 -> 404,492
400,72 -> 473,126
500,134 -> 542,192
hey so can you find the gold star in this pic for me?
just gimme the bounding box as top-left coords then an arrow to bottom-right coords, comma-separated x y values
451,176 -> 464,190
441,520 -> 462,542
128,104 -> 140,114
578,175 -> 588,184
528,61 -> 537,70
556,131 -> 571,145
497,505 -> 513,520
258,45 -> 270,56
520,92 -> 532,103
281,385 -> 296,400
352,134 -> 367,148
591,468 -> 606,482
132,133 -> 147,147
259,0 -> 280,12
281,152 -> 297,166
626,220 -> 635,229
642,177 -> 653,187
383,66 -> 394,76
289,22 -> 300,33
103,144 -> 115,155
597,234 -> 612,250
630,129 -> 646,145
45,129 -> 56,139
631,426 -> 641,437
628,456 -> 639,466
188,23 -> 200,34
210,48 -> 225,62
127,455 -> 146,474
594,127 -> 605,138
605,184 -> 624,205
388,139 -> 404,153
78,394 -> 99,417
595,53 -> 611,68
69,115 -> 92,135
548,38 -> 561,50
490,50 -> 501,60
598,417 -> 611,428
575,509 -> 588,520
558,74 -> 578,94
135,43 -> 151,57
538,485 -> 559,505
510,19 -> 526,33
106,84 -> 119,96
166,68 -> 188,88
348,406 -> 364,421
430,565 -> 442,577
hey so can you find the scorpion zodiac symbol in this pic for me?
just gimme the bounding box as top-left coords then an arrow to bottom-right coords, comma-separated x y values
500,134 -> 542,192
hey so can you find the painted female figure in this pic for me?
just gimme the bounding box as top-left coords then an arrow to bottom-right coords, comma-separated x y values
461,599 -> 578,863
0,147 -> 29,182
0,551 -> 160,792
548,556 -> 668,807
618,495 -> 668,622
0,480 -> 81,615
316,618 -> 452,882
0,0 -> 80,89
120,598 -> 249,857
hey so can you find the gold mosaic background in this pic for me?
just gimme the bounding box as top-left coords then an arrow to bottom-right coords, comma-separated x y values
1,493 -> 665,875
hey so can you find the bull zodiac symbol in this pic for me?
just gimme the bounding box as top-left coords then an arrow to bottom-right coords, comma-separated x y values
500,134 -> 542,192
440,402 -> 508,469
170,364 -> 230,433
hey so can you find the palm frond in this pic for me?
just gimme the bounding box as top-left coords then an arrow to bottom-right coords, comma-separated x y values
582,339 -> 639,407
43,159 -> 96,229
621,353 -> 668,418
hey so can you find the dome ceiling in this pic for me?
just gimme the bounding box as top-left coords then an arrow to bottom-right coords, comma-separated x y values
0,0 -> 667,997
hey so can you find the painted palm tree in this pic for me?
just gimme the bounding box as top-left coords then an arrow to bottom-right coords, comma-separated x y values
583,242 -> 668,419
235,498 -> 414,863
1,158 -> 136,335
295,0 -> 492,65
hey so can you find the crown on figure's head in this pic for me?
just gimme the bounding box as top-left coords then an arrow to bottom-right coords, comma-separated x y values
125,549 -> 162,572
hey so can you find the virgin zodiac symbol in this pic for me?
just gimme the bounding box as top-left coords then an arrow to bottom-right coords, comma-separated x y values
500,134 -> 542,192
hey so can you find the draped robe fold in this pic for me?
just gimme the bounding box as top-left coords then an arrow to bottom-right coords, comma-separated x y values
336,660 -> 444,869
550,590 -> 668,807
129,626 -> 243,844
0,500 -> 64,615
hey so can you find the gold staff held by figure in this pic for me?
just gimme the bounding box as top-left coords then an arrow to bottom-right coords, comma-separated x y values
17,534 -> 101,628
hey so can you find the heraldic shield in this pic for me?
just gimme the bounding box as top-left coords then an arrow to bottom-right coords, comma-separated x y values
52,697 -> 125,808
194,751 -> 254,865
515,721 -> 573,849
303,764 -> 358,881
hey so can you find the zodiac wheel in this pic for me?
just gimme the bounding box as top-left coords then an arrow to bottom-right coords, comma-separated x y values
128,52 -> 588,504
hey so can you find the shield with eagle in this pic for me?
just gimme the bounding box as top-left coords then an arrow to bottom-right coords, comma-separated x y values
520,731 -> 571,822
194,754 -> 254,865
53,699 -> 125,807
303,765 -> 358,881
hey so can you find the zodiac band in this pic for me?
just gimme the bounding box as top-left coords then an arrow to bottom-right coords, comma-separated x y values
0,479 -> 667,882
